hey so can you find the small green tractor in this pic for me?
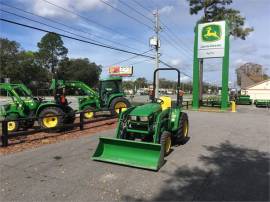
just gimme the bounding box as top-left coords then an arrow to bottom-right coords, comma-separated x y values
92,68 -> 189,170
51,77 -> 130,119
0,83 -> 74,132
254,99 -> 270,107
236,95 -> 252,105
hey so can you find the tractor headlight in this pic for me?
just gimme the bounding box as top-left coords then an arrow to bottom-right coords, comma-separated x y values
129,115 -> 137,121
139,116 -> 149,122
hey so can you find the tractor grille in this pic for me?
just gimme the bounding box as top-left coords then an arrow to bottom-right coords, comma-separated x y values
128,122 -> 148,131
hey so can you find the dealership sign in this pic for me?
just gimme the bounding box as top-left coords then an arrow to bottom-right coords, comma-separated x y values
198,21 -> 226,58
109,66 -> 133,76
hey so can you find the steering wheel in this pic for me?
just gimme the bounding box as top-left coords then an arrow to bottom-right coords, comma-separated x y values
155,98 -> 164,104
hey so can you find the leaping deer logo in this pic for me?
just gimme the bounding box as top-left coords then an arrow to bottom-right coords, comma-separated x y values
202,25 -> 221,42
204,27 -> 219,39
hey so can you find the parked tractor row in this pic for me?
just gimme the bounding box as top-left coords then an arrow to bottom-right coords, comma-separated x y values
0,77 -> 130,132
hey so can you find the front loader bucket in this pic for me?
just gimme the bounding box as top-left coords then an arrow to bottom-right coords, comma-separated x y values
92,137 -> 164,171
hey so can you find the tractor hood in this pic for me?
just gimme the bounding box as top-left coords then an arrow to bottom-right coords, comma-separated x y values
129,103 -> 161,117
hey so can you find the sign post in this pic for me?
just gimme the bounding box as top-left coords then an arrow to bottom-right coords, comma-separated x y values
192,20 -> 229,110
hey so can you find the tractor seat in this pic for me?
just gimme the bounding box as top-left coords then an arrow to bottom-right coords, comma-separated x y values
160,96 -> 172,110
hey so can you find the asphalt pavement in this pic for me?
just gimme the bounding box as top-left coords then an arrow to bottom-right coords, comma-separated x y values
0,106 -> 269,201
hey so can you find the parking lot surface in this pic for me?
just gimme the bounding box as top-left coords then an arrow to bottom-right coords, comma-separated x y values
0,106 -> 269,201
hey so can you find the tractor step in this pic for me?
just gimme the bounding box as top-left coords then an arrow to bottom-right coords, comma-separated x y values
92,137 -> 164,171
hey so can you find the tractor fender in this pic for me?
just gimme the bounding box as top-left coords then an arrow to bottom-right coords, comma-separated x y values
169,109 -> 182,132
35,103 -> 64,117
153,109 -> 170,143
79,100 -> 99,111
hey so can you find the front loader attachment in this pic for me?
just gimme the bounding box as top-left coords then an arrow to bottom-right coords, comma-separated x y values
92,137 -> 164,171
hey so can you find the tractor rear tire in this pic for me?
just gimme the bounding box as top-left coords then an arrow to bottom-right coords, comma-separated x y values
110,97 -> 131,115
176,112 -> 189,145
160,131 -> 172,156
38,107 -> 64,132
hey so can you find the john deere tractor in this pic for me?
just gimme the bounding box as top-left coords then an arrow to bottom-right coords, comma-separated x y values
0,83 -> 74,132
51,77 -> 130,119
92,68 -> 189,170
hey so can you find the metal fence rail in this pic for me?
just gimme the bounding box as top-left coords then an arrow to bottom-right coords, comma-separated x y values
1,109 -> 119,147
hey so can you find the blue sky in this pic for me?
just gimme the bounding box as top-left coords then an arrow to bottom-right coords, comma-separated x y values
1,0 -> 270,86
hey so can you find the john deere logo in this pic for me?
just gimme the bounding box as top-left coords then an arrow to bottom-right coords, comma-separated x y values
202,24 -> 221,42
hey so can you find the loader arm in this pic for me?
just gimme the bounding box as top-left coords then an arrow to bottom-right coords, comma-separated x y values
50,79 -> 99,98
0,83 -> 25,106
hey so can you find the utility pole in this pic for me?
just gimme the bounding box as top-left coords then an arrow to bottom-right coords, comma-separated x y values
154,9 -> 160,98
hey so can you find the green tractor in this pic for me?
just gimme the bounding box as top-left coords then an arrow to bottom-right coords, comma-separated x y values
236,95 -> 252,105
92,68 -> 189,170
51,77 -> 130,119
0,83 -> 74,132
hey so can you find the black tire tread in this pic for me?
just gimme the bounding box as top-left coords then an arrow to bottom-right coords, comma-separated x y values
177,112 -> 189,144
38,107 -> 64,131
160,131 -> 171,156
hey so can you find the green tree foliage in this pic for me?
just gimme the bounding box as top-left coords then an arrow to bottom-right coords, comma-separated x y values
122,80 -> 134,90
0,36 -> 102,93
37,32 -> 68,73
0,38 -> 50,91
0,38 -> 20,79
187,0 -> 253,39
134,77 -> 148,88
58,58 -> 102,87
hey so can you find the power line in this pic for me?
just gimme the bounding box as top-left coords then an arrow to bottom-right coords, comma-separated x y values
40,0 -> 146,46
131,1 -> 194,58
0,9 -> 110,46
0,2 -> 140,51
117,0 -> 154,24
0,18 -> 155,60
159,60 -> 192,78
105,49 -> 154,67
133,0 -> 153,13
161,22 -> 193,53
99,0 -> 153,30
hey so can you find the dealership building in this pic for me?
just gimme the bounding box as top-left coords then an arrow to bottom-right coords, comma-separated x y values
241,79 -> 270,100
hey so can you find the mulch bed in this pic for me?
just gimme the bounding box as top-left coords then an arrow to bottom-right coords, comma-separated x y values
0,118 -> 117,155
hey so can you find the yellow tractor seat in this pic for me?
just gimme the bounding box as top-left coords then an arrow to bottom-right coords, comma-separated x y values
160,96 -> 172,110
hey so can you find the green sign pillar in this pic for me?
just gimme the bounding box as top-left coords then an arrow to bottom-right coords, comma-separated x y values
221,21 -> 230,110
192,24 -> 200,110
192,21 -> 229,111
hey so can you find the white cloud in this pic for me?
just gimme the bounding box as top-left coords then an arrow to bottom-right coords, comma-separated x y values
75,0 -> 104,11
181,75 -> 191,82
170,58 -> 182,66
159,5 -> 174,15
234,58 -> 248,67
30,0 -> 110,19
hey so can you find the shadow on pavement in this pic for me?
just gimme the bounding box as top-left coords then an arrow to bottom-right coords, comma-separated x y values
123,141 -> 270,201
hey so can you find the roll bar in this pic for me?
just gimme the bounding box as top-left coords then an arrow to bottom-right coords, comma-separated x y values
152,68 -> 181,106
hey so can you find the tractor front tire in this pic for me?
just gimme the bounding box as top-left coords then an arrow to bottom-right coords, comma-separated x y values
176,112 -> 189,145
160,131 -> 172,156
38,107 -> 64,132
7,121 -> 19,132
110,97 -> 131,115
83,106 -> 95,120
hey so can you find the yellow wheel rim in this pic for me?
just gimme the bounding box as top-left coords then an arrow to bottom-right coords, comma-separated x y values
8,121 -> 16,132
165,136 -> 171,154
84,111 -> 94,119
114,102 -> 127,113
43,114 -> 58,128
183,120 -> 188,137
